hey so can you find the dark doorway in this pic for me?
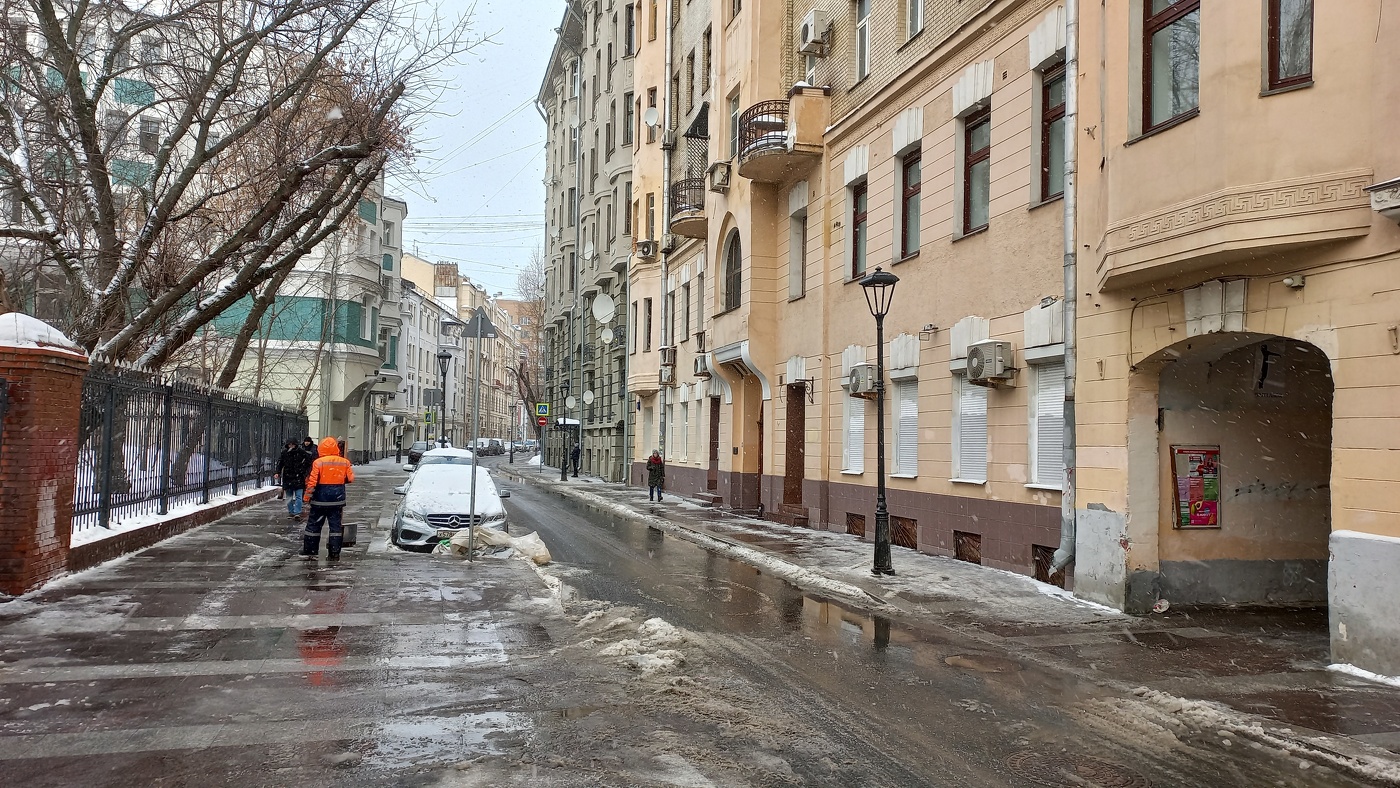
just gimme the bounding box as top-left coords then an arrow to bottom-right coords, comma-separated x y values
784,383 -> 805,505
707,397 -> 720,491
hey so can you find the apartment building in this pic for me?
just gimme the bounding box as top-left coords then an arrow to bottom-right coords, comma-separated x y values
1072,0 -> 1400,675
540,1 -> 635,481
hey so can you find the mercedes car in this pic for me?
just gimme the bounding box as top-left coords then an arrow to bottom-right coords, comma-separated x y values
391,463 -> 509,552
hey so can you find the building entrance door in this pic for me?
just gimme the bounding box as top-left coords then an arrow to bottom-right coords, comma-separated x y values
707,397 -> 720,491
784,383 -> 805,505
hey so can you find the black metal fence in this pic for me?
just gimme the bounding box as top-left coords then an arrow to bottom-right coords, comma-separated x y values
74,364 -> 308,534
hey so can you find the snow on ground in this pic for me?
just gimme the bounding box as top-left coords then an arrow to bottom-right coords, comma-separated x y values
1329,663 -> 1400,689
70,485 -> 272,547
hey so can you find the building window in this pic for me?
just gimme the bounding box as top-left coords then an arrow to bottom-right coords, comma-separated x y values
681,282 -> 692,338
723,230 -> 742,311
666,291 -> 675,346
855,0 -> 871,81
139,117 -> 160,154
906,0 -> 923,39
685,51 -> 695,112
623,92 -> 635,143
728,92 -> 741,159
648,0 -> 657,40
702,27 -> 712,92
646,88 -> 658,143
623,181 -> 633,233
570,60 -> 580,98
1268,0 -> 1312,90
1144,0 -> 1200,131
644,297 -> 653,351
695,272 -> 705,330
1030,361 -> 1065,488
567,187 -> 577,226
894,379 -> 918,476
730,0 -> 741,20
680,402 -> 690,460
900,151 -> 921,258
963,107 -> 991,234
645,192 -> 655,238
843,393 -> 865,473
952,375 -> 987,483
630,301 -> 639,353
624,3 -> 636,55
1041,64 -> 1067,201
850,180 -> 868,277
789,212 -> 807,299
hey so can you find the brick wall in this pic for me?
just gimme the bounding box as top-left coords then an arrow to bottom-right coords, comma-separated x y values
0,345 -> 89,596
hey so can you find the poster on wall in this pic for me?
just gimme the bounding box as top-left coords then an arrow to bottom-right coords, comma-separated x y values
1172,446 -> 1221,529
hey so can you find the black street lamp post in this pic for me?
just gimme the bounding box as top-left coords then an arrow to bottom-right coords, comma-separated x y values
559,380 -> 571,482
860,266 -> 899,576
436,349 -> 453,448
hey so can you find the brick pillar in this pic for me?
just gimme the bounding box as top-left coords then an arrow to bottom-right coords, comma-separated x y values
0,315 -> 89,596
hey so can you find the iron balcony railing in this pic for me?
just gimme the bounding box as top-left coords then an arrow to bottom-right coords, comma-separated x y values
669,177 -> 705,217
738,99 -> 789,159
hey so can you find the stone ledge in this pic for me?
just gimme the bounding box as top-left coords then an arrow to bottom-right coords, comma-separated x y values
68,489 -> 279,574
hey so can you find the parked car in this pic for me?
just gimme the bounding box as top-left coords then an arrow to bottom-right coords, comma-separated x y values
487,438 -> 505,456
391,463 -> 510,552
405,440 -> 452,470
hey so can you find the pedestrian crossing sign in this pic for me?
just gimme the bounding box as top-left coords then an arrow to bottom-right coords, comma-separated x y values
535,403 -> 550,417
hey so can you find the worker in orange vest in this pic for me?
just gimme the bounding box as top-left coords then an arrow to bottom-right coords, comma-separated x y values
302,437 -> 355,560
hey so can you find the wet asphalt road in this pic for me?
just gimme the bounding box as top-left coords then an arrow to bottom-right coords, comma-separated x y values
494,459 -> 1373,788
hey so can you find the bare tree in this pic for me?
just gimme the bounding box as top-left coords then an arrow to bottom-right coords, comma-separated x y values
510,245 -> 547,443
0,0 -> 479,366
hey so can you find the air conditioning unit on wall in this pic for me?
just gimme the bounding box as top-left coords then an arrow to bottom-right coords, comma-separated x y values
848,363 -> 877,398
693,355 -> 713,379
659,346 -> 677,366
636,240 -> 657,258
659,366 -> 676,386
798,10 -> 830,56
967,339 -> 1015,386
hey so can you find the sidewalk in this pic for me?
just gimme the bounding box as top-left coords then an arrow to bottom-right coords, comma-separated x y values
0,460 -> 575,785
499,463 -> 1400,767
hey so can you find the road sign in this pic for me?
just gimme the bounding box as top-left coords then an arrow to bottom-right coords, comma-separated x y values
535,402 -> 550,417
536,415 -> 548,427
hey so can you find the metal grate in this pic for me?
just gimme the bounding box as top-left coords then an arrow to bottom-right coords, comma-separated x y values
425,514 -> 482,528
846,512 -> 866,538
954,530 -> 981,564
1033,544 -> 1067,589
738,99 -> 789,159
892,516 -> 917,550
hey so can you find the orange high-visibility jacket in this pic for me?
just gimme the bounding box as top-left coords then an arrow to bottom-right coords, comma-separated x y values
304,437 -> 354,506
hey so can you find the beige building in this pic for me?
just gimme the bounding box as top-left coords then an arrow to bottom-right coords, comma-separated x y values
1073,0 -> 1400,674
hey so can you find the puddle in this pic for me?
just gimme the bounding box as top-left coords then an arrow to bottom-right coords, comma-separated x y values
365,711 -> 531,769
944,654 -> 1024,674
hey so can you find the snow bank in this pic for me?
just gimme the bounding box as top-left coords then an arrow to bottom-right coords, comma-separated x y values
0,313 -> 84,356
638,618 -> 686,648
1329,663 -> 1400,689
70,486 -> 270,547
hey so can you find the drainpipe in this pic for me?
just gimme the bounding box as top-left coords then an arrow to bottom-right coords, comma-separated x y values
657,0 -> 674,461
1052,0 -> 1079,573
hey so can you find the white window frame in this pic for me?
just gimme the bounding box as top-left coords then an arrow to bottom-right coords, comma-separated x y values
893,379 -> 918,477
951,374 -> 987,484
789,210 -> 807,299
907,0 -> 923,39
842,391 -> 866,474
855,0 -> 871,81
680,401 -> 690,461
728,91 -> 741,159
1028,360 -> 1065,489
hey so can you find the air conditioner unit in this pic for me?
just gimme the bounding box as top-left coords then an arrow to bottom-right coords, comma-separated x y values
966,339 -> 1015,385
707,161 -> 731,193
693,355 -> 712,378
659,365 -> 676,386
662,234 -> 679,253
659,346 -> 677,366
636,239 -> 657,258
661,129 -> 676,150
848,363 -> 877,398
798,9 -> 830,56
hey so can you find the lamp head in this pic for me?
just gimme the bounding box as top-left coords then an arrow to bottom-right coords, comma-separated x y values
858,267 -> 900,319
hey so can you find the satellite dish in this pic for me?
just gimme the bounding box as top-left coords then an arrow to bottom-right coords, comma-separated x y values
583,390 -> 595,405
591,293 -> 617,322
643,107 -> 660,128
584,241 -> 596,260
565,395 -> 577,409
600,327 -> 615,345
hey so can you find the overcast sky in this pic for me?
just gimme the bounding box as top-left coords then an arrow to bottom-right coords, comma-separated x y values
387,0 -> 562,299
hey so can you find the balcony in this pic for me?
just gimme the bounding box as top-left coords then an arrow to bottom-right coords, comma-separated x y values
736,87 -> 827,184
668,178 -> 706,238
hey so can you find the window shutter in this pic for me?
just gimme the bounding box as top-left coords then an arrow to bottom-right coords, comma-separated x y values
1034,362 -> 1065,487
844,394 -> 866,473
895,380 -> 918,475
956,377 -> 987,481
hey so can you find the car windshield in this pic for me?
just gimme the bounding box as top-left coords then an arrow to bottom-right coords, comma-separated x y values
409,442 -> 428,451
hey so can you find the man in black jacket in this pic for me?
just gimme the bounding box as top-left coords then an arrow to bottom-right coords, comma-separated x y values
275,438 -> 312,521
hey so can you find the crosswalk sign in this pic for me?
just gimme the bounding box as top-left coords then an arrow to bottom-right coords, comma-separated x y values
535,403 -> 550,417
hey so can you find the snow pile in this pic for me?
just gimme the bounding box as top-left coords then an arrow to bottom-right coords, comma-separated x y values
598,639 -> 641,657
573,608 -> 692,677
0,313 -> 83,356
1328,663 -> 1400,689
575,610 -> 608,628
527,454 -> 543,466
638,617 -> 686,648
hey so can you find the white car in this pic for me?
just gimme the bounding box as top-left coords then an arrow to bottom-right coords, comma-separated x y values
391,463 -> 509,552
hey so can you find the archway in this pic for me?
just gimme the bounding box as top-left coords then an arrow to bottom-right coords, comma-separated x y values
1151,334 -> 1333,606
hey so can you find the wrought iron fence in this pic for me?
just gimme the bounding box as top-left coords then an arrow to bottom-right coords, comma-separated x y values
669,177 -> 706,217
73,364 -> 308,535
738,99 -> 790,159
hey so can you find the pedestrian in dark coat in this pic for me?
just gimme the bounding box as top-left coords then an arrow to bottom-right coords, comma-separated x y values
570,443 -> 581,477
303,437 -> 355,561
275,439 -> 311,520
647,450 -> 665,501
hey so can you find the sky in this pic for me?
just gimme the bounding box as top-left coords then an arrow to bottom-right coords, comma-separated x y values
387,0 -> 563,299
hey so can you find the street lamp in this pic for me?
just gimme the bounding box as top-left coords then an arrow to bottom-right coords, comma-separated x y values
436,349 -> 453,447
860,266 -> 899,577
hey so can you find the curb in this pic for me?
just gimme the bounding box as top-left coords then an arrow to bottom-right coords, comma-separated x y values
500,466 -> 1400,786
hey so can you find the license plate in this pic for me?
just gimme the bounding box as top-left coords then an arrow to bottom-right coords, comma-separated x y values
435,529 -> 459,541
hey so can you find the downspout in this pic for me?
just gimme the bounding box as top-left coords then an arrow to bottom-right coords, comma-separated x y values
657,0 -> 675,461
1052,0 -> 1079,573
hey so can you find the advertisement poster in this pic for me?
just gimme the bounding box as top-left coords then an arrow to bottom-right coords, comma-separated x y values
1172,446 -> 1221,529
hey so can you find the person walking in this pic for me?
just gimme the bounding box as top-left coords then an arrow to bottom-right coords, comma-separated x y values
302,437 -> 355,561
570,443 -> 581,477
647,450 -> 665,501
275,438 -> 312,521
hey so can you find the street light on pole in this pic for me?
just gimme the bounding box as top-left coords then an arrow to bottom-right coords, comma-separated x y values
860,266 -> 899,577
436,349 -> 453,448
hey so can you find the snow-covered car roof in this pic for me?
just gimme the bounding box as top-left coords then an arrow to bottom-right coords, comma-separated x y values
421,446 -> 474,459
